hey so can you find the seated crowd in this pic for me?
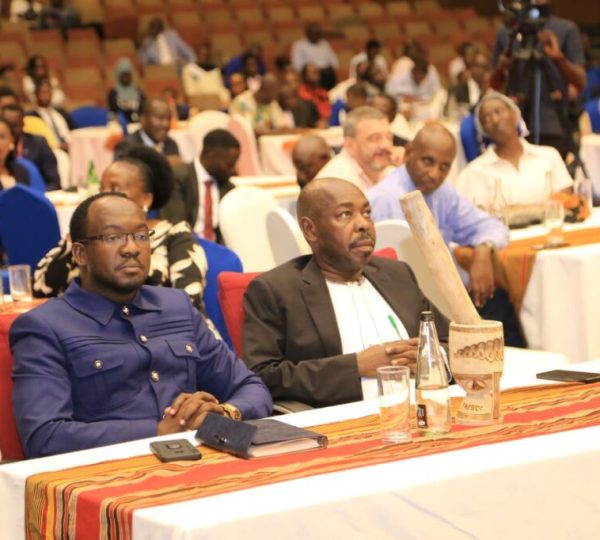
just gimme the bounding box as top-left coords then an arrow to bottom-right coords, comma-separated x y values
0,1 -> 595,460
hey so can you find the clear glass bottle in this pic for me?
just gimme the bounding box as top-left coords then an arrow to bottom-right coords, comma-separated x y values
415,311 -> 451,435
86,160 -> 99,196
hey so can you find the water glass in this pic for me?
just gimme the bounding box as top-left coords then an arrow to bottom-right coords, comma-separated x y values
376,366 -> 411,444
8,264 -> 33,302
544,200 -> 565,247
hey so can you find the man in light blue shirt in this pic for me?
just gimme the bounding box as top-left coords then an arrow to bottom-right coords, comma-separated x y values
368,123 -> 523,346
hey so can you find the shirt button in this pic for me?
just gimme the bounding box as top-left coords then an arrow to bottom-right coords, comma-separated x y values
185,344 -> 193,353
93,359 -> 103,369
122,306 -> 130,316
151,370 -> 160,382
140,335 -> 148,344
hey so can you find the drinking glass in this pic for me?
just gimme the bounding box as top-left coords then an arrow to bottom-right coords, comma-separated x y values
376,366 -> 411,444
544,200 -> 565,247
8,264 -> 33,302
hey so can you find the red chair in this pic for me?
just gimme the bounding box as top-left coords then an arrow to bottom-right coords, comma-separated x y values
217,248 -> 397,357
0,311 -> 26,461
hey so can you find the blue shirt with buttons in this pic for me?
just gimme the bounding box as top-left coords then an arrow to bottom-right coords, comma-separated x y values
10,280 -> 273,458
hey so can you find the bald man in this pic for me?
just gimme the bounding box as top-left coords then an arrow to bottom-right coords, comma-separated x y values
243,177 -> 449,408
292,134 -> 331,188
368,123 -> 524,346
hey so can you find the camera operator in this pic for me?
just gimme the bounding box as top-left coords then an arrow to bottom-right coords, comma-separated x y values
490,0 -> 586,160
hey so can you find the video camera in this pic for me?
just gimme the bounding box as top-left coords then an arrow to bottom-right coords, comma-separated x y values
498,0 -> 550,38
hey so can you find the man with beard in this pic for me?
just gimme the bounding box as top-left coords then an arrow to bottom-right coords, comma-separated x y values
159,129 -> 240,244
242,177 -> 448,408
10,192 -> 272,458
316,106 -> 403,193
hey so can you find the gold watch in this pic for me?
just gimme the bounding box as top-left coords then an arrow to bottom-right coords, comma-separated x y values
221,403 -> 242,420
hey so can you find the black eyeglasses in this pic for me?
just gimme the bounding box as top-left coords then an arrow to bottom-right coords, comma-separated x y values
77,230 -> 155,247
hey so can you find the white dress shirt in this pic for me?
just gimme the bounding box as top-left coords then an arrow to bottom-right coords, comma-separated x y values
192,157 -> 220,236
291,38 -> 339,72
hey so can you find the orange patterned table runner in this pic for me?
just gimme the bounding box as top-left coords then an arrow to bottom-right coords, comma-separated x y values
25,383 -> 600,540
455,227 -> 600,313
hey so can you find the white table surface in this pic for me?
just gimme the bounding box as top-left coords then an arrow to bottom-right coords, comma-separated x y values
2,350 -> 592,540
511,208 -> 600,363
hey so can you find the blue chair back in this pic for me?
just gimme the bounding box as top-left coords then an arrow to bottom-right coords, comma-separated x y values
583,67 -> 600,102
586,99 -> 600,133
16,156 -> 46,193
70,106 -> 109,129
0,184 -> 61,269
117,111 -> 129,135
459,113 -> 483,162
196,236 -> 243,349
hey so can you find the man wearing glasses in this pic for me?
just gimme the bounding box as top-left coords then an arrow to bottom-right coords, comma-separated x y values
10,192 -> 272,459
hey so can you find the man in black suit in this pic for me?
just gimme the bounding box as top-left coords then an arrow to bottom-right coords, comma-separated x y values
243,177 -> 449,408
159,129 -> 240,244
114,97 -> 181,166
1,103 -> 61,191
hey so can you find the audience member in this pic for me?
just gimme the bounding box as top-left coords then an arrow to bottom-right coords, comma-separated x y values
243,177 -> 448,407
10,0 -> 42,23
448,41 -> 475,84
28,78 -> 73,152
367,123 -> 523,346
291,23 -> 339,90
39,0 -> 80,34
446,50 -> 491,117
317,106 -> 399,192
107,57 -> 145,124
160,129 -> 240,244
491,0 -> 586,158
195,43 -> 218,72
22,54 -> 65,107
229,74 -> 290,135
115,97 -> 181,166
364,62 -> 387,95
1,102 -> 60,190
0,117 -> 30,190
292,134 -> 331,188
328,59 -> 369,104
298,63 -> 331,125
34,145 -> 212,315
223,43 -> 267,80
329,82 -> 369,127
386,56 -> 441,106
238,52 -> 262,93
227,72 -> 248,99
138,17 -> 196,69
371,93 -> 409,147
349,39 -> 388,80
278,83 -> 319,129
0,86 -> 19,108
457,92 -> 573,210
12,192 -> 272,458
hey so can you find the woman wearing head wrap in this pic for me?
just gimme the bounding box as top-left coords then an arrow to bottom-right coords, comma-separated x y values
107,57 -> 146,123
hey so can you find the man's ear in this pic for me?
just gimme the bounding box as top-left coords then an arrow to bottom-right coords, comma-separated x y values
299,216 -> 318,244
72,242 -> 88,269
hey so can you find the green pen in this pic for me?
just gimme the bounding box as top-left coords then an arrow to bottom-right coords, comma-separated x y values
387,314 -> 402,339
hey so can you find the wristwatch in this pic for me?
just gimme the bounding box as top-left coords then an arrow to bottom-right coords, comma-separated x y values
221,403 -> 242,420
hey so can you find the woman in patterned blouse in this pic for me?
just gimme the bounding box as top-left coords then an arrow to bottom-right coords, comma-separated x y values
33,146 -> 210,315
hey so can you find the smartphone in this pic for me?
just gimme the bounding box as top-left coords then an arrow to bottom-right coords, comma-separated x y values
536,370 -> 600,384
150,439 -> 202,462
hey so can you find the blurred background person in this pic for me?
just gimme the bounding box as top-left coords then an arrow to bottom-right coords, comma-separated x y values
0,117 -> 30,190
349,39 -> 388,80
108,57 -> 145,124
22,55 -> 65,108
292,134 -> 331,189
298,62 -> 331,127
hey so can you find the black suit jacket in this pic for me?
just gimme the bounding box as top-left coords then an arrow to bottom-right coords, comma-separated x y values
159,161 -> 235,244
20,133 -> 60,190
114,130 -> 180,159
243,255 -> 449,407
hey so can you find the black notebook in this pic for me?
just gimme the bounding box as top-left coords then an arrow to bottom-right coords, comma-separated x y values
196,413 -> 328,459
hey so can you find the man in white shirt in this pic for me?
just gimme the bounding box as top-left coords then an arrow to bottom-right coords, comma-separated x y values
29,77 -> 72,152
349,39 -> 388,79
291,23 -> 339,90
457,92 -> 573,216
316,106 -> 402,193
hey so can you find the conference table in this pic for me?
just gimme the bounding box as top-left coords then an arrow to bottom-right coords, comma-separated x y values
510,208 -> 600,363
3,341 -> 599,539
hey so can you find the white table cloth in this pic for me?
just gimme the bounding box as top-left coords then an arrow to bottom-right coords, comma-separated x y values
1,350 -> 585,540
511,209 -> 600,363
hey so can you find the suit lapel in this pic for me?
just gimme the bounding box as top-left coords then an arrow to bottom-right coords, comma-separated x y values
300,258 -> 343,357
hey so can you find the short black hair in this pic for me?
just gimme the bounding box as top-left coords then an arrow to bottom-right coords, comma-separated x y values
202,129 -> 240,153
366,39 -> 381,50
1,102 -> 24,116
140,97 -> 167,116
117,145 -> 174,210
70,192 -> 127,242
0,86 -> 18,99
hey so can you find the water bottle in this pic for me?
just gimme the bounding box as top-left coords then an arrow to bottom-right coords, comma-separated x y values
415,311 -> 451,435
86,160 -> 99,196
